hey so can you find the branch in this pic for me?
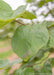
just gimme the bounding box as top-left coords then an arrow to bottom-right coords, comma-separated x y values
14,20 -> 26,25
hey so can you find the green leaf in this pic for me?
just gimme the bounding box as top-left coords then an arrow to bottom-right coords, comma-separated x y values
46,58 -> 54,67
7,58 -> 22,68
0,6 -> 26,28
0,58 -> 22,70
0,1 -> 26,28
37,1 -> 45,8
0,0 -> 13,28
45,0 -> 53,3
49,26 -> 54,47
13,67 -> 34,75
46,21 -> 54,28
11,5 -> 26,19
41,42 -> 50,50
11,24 -> 49,61
35,52 -> 50,65
1,58 -> 22,75
1,67 -> 11,75
0,0 -> 36,28
0,0 -> 26,20
0,59 -> 9,69
0,20 -> 9,28
35,61 -> 52,75
17,11 -> 36,20
26,0 -> 35,3
41,21 -> 54,28
41,21 -> 54,48
28,47 -> 51,63
28,50 -> 46,62
0,0 -> 13,20
33,51 -> 50,70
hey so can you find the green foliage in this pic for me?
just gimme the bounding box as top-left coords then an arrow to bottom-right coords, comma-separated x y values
0,59 -> 9,69
11,24 -> 49,61
0,0 -> 13,20
26,0 -> 35,3
11,5 -> 26,19
45,0 -> 53,3
0,58 -> 22,70
41,21 -> 54,48
13,67 -> 34,75
0,0 -> 54,75
26,0 -> 54,18
44,21 -> 54,28
0,1 -> 36,28
49,26 -> 54,47
37,0 -> 53,8
19,11 -> 36,20
0,0 -> 13,27
46,58 -> 54,67
37,1 -> 45,8
34,52 -> 50,65
0,50 -> 12,58
34,61 -> 52,75
1,67 -> 11,75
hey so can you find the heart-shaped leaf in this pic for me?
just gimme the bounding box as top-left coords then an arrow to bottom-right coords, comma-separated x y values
11,24 -> 49,60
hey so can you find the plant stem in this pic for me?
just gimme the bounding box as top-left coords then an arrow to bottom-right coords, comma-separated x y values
14,20 -> 26,25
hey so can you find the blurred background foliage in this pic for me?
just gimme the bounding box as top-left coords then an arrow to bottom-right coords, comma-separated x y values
0,0 -> 54,40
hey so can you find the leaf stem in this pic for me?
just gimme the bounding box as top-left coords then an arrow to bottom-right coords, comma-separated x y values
14,20 -> 26,25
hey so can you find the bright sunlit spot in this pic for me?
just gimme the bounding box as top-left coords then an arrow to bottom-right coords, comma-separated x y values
3,0 -> 26,10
